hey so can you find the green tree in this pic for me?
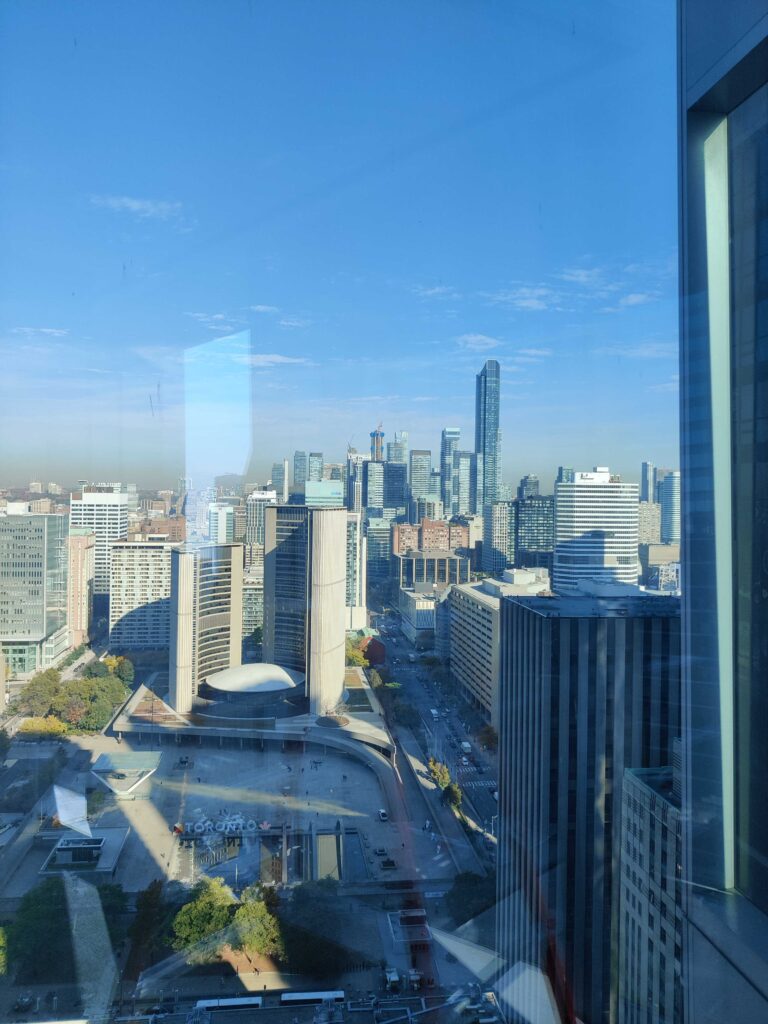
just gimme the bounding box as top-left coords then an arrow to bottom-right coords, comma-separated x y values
445,872 -> 496,926
0,925 -> 7,977
443,781 -> 463,808
344,639 -> 369,668
84,660 -> 109,679
428,757 -> 451,790
171,877 -> 235,959
0,727 -> 10,760
97,883 -> 128,944
19,669 -> 62,717
115,658 -> 134,682
478,724 -> 498,751
130,880 -> 172,965
233,895 -> 284,963
17,716 -> 68,739
8,877 -> 75,982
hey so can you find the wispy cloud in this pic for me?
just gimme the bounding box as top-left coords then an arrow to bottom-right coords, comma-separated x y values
11,326 -> 69,337
278,316 -> 311,329
250,304 -> 280,314
594,341 -> 677,359
648,374 -> 679,392
556,267 -> 604,285
232,353 -> 312,368
456,332 -> 502,351
185,311 -> 245,333
413,284 -> 460,299
516,347 -> 552,358
91,194 -> 183,221
485,285 -> 560,311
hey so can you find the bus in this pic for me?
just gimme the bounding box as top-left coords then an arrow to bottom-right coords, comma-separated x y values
279,991 -> 345,1006
195,996 -> 264,1011
430,708 -> 440,722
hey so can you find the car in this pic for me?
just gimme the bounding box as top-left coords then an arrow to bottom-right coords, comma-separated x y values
13,996 -> 34,1011
461,757 -> 470,766
378,809 -> 389,821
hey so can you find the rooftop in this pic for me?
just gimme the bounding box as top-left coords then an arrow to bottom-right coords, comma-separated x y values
206,663 -> 305,694
507,591 -> 681,619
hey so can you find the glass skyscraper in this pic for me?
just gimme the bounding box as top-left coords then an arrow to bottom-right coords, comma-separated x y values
475,358 -> 501,507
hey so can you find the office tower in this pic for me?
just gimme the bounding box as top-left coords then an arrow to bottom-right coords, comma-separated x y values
0,514 -> 69,675
415,495 -> 444,522
482,501 -> 516,574
448,568 -> 549,728
553,467 -> 639,590
386,430 -> 408,465
245,490 -> 277,546
440,427 -> 461,512
653,468 -> 672,505
641,461 -> 656,504
308,451 -> 324,482
370,424 -> 385,462
638,500 -> 662,545
263,506 -> 346,715
451,450 -> 483,516
362,460 -> 384,512
304,481 -> 344,508
364,517 -> 393,585
496,591 -> 681,1024
29,481 -> 43,494
109,540 -> 175,649
346,512 -> 367,631
475,359 -> 501,507
324,462 -> 344,481
409,449 -> 432,499
69,490 -> 129,595
515,494 -> 555,571
67,529 -> 95,648
660,471 -> 681,544
207,503 -> 235,543
383,461 -> 408,511
556,465 -> 575,484
678,6 -> 768,1018
169,543 -> 243,714
346,451 -> 366,513
232,505 -> 246,543
293,450 -> 308,489
618,764 -> 682,1024
270,459 -> 289,503
48,482 -> 63,496
517,474 -> 539,501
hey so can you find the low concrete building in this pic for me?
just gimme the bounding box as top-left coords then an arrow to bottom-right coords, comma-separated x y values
399,588 -> 439,647
395,548 -> 470,589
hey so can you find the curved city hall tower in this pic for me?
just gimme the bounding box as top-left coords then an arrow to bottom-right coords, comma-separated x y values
263,506 -> 347,715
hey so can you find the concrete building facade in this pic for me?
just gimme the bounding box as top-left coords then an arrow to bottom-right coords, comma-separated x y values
109,540 -> 176,650
69,490 -> 129,596
67,528 -> 95,648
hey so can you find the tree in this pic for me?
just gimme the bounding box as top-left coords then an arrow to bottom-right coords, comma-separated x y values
8,877 -> 76,982
428,757 -> 451,790
279,879 -> 355,977
19,669 -> 62,717
97,883 -> 128,944
84,660 -> 109,678
130,880 -> 172,965
344,639 -> 369,668
0,925 -> 7,977
171,877 -> 235,959
392,701 -> 419,727
103,656 -> 120,673
233,895 -> 284,963
445,872 -> 496,926
17,716 -> 68,739
115,658 -> 134,682
62,696 -> 88,726
443,781 -> 462,809
478,724 -> 498,751
0,727 -> 10,760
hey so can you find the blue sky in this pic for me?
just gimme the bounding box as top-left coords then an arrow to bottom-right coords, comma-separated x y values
0,0 -> 679,490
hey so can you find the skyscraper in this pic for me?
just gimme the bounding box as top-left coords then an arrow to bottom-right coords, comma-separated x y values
496,591 -> 681,1024
515,494 -> 555,571
481,500 -> 516,574
346,450 -> 366,513
386,430 -> 409,465
69,489 -> 129,596
207,503 -> 235,543
293,450 -> 308,489
440,427 -> 461,512
169,543 -> 243,713
345,511 -> 367,631
308,451 -> 324,482
553,467 -> 639,590
451,450 -> 483,516
245,490 -> 278,546
517,474 -> 539,501
640,460 -> 655,503
270,459 -> 289,503
109,540 -> 175,650
370,424 -> 385,462
408,449 -> 432,501
678,5 -> 768,1017
475,358 -> 501,507
0,514 -> 69,675
660,470 -> 681,544
263,506 -> 347,715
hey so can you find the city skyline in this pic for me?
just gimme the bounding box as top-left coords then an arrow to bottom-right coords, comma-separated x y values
0,1 -> 679,487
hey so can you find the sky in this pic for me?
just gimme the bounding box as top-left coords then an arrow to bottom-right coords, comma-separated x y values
0,0 -> 679,491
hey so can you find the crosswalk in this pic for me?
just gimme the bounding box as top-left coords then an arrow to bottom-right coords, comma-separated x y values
462,778 -> 498,790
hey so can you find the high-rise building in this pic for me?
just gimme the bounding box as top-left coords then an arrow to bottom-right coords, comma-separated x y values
346,512 -> 367,631
409,449 -> 432,500
169,543 -> 243,714
263,506 -> 346,715
386,430 -> 408,465
653,467 -> 672,505
370,425 -> 385,462
496,591 -> 681,1024
515,494 -> 555,571
245,489 -> 277,546
364,516 -> 392,586
308,452 -> 324,482
29,481 -> 43,494
362,460 -> 384,512
638,500 -> 662,545
640,461 -> 656,503
678,6 -> 768,1018
293,450 -> 308,489
556,465 -> 575,484
660,471 -> 681,544
346,451 -> 366,513
383,461 -> 408,512
67,529 -> 95,648
618,763 -> 683,1024
270,460 -> 289,503
0,514 -> 69,675
440,427 -> 461,513
207,503 -> 235,543
451,450 -> 483,516
482,501 -> 516,574
517,474 -> 539,501
69,490 -> 129,595
553,467 -> 639,590
475,359 -> 501,507
109,540 -> 175,650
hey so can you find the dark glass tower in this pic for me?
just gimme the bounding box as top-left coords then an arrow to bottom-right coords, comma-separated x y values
475,359 -> 501,506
